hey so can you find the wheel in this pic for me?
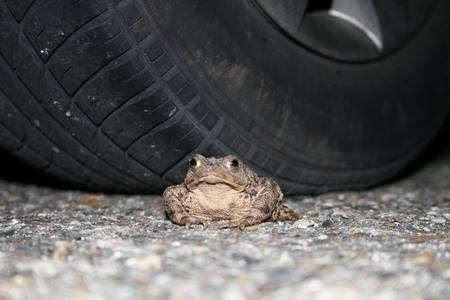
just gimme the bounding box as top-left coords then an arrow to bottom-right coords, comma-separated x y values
0,0 -> 449,194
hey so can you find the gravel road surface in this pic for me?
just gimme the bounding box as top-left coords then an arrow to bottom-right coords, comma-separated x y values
0,149 -> 449,299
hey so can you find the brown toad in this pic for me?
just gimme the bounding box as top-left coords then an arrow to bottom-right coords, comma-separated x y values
163,154 -> 299,230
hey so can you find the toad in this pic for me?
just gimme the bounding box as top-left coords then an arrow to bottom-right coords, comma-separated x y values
163,154 -> 299,230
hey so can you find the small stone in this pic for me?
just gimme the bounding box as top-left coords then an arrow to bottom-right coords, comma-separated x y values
12,275 -> 29,286
321,218 -> 333,228
381,193 -> 397,201
83,196 -> 106,209
69,220 -> 81,227
53,241 -> 72,261
332,208 -> 350,219
306,209 -> 320,217
326,228 -> 341,236
317,234 -> 328,241
413,250 -> 436,265
39,48 -> 49,55
351,231 -> 369,238
294,219 -> 316,229
221,285 -> 246,300
90,246 -> 103,258
410,234 -> 441,243
431,217 -> 446,224
125,255 -> 162,271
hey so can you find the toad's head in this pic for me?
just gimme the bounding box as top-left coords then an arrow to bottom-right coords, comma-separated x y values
184,154 -> 250,192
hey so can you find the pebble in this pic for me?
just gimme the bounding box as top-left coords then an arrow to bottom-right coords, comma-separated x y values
53,241 -> 72,261
125,255 -> 162,271
294,219 -> 316,229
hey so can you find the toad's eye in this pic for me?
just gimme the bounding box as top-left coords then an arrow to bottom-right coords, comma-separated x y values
229,159 -> 239,168
189,158 -> 198,167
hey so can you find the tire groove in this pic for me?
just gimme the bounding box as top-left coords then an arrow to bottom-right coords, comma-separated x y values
39,9 -> 111,63
67,47 -> 135,98
13,144 -> 51,170
20,0 -> 37,22
123,63 -> 146,83
161,118 -> 225,179
124,111 -> 183,153
50,29 -> 130,97
4,76 -> 131,189
99,82 -> 159,129
129,0 -> 236,174
123,107 -> 177,152
0,122 -> 24,151
42,53 -> 162,186
0,83 -> 112,186
96,78 -> 157,127
99,87 -> 176,147
112,3 -> 216,174
49,77 -> 158,188
0,50 -> 133,189
6,0 -> 37,22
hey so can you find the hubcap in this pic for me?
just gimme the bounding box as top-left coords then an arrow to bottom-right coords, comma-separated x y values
254,0 -> 437,62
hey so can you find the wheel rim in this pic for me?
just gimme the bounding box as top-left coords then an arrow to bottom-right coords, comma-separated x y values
254,0 -> 438,62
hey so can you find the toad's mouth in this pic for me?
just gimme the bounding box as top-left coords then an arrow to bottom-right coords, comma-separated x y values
185,175 -> 247,191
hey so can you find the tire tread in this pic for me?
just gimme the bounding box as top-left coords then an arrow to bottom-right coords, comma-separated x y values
0,0 -> 435,194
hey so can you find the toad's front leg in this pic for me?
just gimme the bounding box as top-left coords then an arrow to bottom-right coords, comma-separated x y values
163,185 -> 209,228
219,177 -> 298,230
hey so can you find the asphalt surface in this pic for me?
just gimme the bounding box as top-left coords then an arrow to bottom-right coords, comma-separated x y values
0,145 -> 449,299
